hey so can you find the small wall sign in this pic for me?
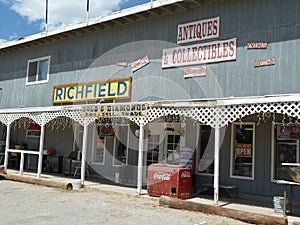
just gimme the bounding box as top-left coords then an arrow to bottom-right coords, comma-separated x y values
254,57 -> 275,67
183,66 -> 207,79
247,42 -> 268,49
131,55 -> 150,72
116,61 -> 128,67
81,103 -> 149,118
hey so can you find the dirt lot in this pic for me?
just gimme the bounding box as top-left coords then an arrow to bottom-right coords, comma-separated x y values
0,180 -> 250,225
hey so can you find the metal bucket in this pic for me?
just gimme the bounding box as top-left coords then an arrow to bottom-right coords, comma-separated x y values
273,196 -> 287,215
72,180 -> 82,189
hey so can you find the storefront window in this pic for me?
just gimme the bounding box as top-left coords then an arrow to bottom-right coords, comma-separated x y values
273,123 -> 299,181
92,124 -> 111,164
231,123 -> 255,179
147,134 -> 160,166
113,125 -> 129,166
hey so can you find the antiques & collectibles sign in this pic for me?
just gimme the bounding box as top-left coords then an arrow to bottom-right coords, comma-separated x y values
162,38 -> 236,68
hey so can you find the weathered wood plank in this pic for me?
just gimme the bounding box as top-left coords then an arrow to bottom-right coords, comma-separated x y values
0,173 -> 73,190
159,196 -> 287,225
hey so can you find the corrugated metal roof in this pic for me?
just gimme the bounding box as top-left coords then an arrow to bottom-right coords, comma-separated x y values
0,0 -> 220,55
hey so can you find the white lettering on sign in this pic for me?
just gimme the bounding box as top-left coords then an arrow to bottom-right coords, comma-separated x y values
181,171 -> 191,178
183,66 -> 207,78
153,172 -> 171,181
131,55 -> 150,72
81,103 -> 148,118
177,16 -> 220,44
116,61 -> 128,67
247,42 -> 268,49
162,38 -> 236,68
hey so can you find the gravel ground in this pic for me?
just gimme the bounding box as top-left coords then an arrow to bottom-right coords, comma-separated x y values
0,180 -> 251,225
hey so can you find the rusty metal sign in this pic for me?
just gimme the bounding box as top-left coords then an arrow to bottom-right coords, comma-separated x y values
131,55 -> 150,72
247,42 -> 268,49
254,57 -> 275,67
183,66 -> 207,78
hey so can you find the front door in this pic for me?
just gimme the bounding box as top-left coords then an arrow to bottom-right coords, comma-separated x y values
145,122 -> 183,166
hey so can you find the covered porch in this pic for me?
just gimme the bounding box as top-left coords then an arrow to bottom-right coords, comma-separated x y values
0,94 -> 300,207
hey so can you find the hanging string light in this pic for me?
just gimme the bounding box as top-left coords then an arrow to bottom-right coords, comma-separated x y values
239,117 -> 243,128
287,114 -> 293,126
257,112 -> 262,126
281,114 -> 287,126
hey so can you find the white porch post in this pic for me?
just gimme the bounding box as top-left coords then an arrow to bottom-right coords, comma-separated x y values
214,127 -> 221,206
19,152 -> 25,175
137,125 -> 144,195
3,123 -> 11,172
80,124 -> 88,185
37,124 -> 45,178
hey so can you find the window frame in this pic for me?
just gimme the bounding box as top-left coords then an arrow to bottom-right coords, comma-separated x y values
230,122 -> 256,180
271,122 -> 299,182
146,133 -> 160,166
113,124 -> 129,166
26,56 -> 51,85
164,132 -> 181,165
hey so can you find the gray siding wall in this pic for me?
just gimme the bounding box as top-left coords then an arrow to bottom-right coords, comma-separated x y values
0,0 -> 300,108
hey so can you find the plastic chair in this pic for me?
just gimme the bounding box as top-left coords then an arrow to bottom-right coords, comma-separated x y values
73,163 -> 89,177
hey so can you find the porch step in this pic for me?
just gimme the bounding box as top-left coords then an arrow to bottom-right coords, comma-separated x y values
201,183 -> 239,199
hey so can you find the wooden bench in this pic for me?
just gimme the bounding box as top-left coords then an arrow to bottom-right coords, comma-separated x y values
202,183 -> 238,199
277,180 -> 300,216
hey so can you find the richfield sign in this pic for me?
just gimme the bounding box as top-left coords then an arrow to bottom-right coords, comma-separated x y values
177,16 -> 220,44
162,38 -> 236,68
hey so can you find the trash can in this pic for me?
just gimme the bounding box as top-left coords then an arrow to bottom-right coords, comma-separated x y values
147,164 -> 192,199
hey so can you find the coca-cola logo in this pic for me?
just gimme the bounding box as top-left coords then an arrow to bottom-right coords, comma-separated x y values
181,171 -> 191,178
153,172 -> 171,181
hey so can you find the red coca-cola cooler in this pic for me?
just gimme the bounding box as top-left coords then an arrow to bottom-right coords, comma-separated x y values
147,164 -> 192,199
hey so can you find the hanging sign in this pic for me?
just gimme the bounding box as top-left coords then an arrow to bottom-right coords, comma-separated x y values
177,16 -> 220,44
52,77 -> 131,104
235,144 -> 252,157
277,124 -> 300,140
81,103 -> 149,118
183,66 -> 207,78
131,55 -> 150,72
254,57 -> 275,67
99,126 -> 115,137
162,38 -> 236,68
27,123 -> 41,131
247,42 -> 268,49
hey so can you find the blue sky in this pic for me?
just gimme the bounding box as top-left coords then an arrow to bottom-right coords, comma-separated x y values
0,0 -> 152,44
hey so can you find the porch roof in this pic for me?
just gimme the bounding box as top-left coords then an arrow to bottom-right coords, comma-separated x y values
0,93 -> 299,128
